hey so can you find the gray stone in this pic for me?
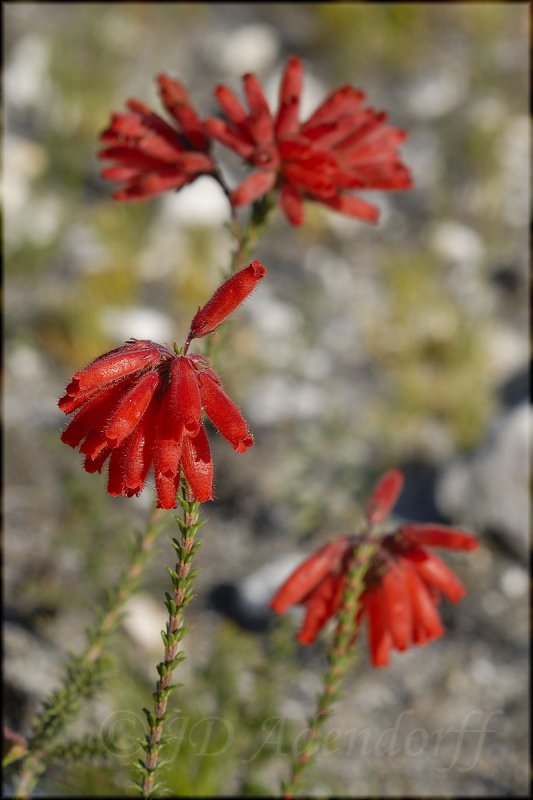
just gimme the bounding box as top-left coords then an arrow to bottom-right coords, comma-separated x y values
437,403 -> 530,561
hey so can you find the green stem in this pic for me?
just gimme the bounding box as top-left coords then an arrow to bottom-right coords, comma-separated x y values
13,505 -> 166,800
139,483 -> 202,798
205,192 -> 275,361
136,193 -> 277,795
229,193 -> 275,274
282,538 -> 379,798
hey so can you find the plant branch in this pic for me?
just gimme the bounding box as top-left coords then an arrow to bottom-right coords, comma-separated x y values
282,538 -> 379,798
228,193 -> 275,274
13,505 -> 166,800
139,483 -> 202,798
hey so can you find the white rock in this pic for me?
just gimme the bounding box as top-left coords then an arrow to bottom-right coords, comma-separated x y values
203,24 -> 280,74
4,34 -> 51,109
430,221 -> 485,268
485,325 -> 529,384
99,306 -> 174,344
161,176 -> 231,227
499,566 -> 528,598
471,657 -> 497,686
248,375 -> 326,425
405,65 -> 468,119
239,552 -> 306,612
122,594 -> 167,654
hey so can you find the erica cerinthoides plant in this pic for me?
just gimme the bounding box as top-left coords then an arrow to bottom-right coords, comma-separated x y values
98,55 -> 412,230
9,52 -> 419,799
58,261 -> 266,796
98,73 -> 215,201
59,260 -> 265,507
272,470 -> 478,794
205,55 -> 412,225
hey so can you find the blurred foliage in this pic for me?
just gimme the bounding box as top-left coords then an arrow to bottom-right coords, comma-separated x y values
54,620 -> 299,797
363,252 -> 493,452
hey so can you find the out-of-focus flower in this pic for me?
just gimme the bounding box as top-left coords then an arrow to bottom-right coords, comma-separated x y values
58,261 -> 266,508
98,74 -> 215,201
205,55 -> 412,225
270,470 -> 478,666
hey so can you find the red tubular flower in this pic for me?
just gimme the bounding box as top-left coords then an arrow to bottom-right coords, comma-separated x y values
58,262 -> 266,508
204,55 -> 412,226
270,470 -> 478,667
365,468 -> 404,525
98,74 -> 215,201
188,259 -> 267,340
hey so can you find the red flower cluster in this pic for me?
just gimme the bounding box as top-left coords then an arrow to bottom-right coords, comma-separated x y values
99,74 -> 215,201
58,261 -> 266,508
270,470 -> 478,667
98,58 -> 412,223
205,55 -> 412,225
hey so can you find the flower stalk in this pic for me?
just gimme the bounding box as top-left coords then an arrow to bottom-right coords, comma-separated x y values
229,193 -> 275,273
282,537 -> 379,798
139,482 -> 202,798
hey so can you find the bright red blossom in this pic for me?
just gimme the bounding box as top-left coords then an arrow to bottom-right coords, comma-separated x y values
270,470 -> 478,667
205,55 -> 412,226
58,261 -> 266,508
188,259 -> 267,340
98,74 -> 215,201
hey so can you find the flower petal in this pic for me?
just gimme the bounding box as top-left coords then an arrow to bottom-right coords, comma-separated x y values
302,85 -> 365,130
61,378 -> 135,449
119,396 -> 159,496
214,84 -> 248,127
381,564 -> 412,651
188,259 -> 267,340
322,193 -> 380,223
155,469 -> 181,510
366,587 -> 393,667
275,56 -> 302,138
280,182 -> 304,226
64,340 -> 162,397
112,172 -> 189,201
84,447 -> 112,474
203,118 -> 254,159
243,73 -> 272,117
399,524 -> 479,552
163,356 -> 202,438
107,443 -> 130,497
197,370 -> 253,453
157,74 -> 209,151
403,562 -> 444,644
153,435 -> 184,482
298,572 -> 345,645
105,371 -> 161,448
181,426 -> 214,502
403,547 -> 466,603
230,170 -> 276,208
366,469 -> 404,525
270,537 -> 351,613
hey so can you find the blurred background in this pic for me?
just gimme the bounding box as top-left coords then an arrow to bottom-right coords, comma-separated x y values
3,3 -> 530,796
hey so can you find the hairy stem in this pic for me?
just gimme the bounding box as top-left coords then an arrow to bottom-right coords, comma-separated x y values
139,483 -> 201,798
282,538 -> 379,798
13,506 -> 166,800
